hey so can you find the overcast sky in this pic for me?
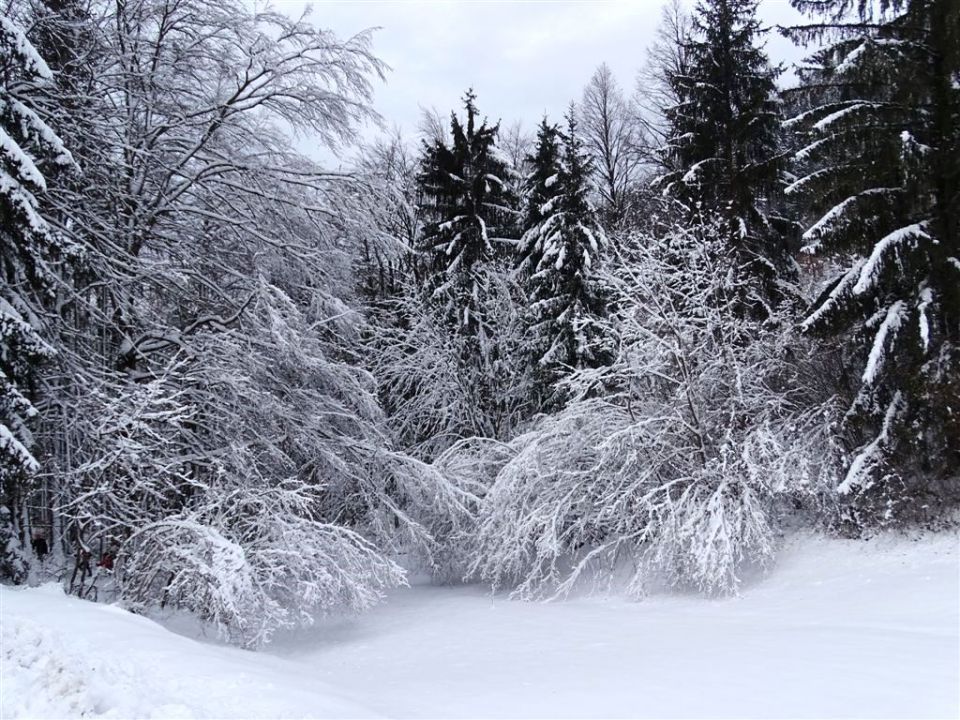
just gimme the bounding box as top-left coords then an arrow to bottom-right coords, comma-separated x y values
268,0 -> 808,160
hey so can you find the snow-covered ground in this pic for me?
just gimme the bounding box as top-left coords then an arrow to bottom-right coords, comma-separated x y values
3,532 -> 958,719
1,585 -> 376,719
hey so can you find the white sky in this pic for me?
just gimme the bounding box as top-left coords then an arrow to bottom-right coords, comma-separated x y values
268,0 -> 809,160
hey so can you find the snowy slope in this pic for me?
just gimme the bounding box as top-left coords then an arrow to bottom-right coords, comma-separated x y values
1,584 -> 378,719
2,532 -> 958,719
270,532 -> 960,719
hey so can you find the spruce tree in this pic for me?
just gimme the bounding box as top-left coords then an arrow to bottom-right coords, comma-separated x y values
520,119 -> 562,250
519,111 -> 610,406
784,0 -> 960,514
0,16 -> 77,580
658,0 -> 791,314
417,90 -> 517,332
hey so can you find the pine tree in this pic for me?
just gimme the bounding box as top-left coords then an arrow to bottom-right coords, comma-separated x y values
783,0 -> 960,515
520,119 -> 562,255
658,0 -> 792,314
519,111 -> 610,406
417,90 -> 517,332
0,16 -> 77,580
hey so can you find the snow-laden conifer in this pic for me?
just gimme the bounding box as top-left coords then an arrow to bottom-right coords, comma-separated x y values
518,112 -> 611,408
657,0 -> 794,314
0,15 -> 77,582
783,0 -> 960,516
417,90 -> 518,332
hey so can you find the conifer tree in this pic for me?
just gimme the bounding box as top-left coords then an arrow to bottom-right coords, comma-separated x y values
783,0 -> 960,513
0,16 -> 77,580
520,119 -> 562,246
417,90 -> 517,332
519,111 -> 610,406
658,0 -> 791,314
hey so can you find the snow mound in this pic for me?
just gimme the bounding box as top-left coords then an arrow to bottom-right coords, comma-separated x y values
0,584 -> 378,719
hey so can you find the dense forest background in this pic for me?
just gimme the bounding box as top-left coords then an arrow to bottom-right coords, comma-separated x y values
1,0 -> 957,648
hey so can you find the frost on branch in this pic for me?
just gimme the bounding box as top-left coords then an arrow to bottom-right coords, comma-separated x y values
61,283 -> 471,644
465,216 -> 839,597
118,479 -> 404,649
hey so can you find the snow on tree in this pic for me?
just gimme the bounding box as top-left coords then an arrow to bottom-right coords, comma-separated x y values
0,15 -> 78,582
417,89 -> 518,333
656,0 -> 795,315
349,131 -> 422,305
467,212 -> 839,598
363,90 -> 533,468
579,64 -> 644,227
4,0 -> 476,636
783,0 -> 960,519
60,281 -> 474,644
368,261 -> 534,460
518,112 -> 612,408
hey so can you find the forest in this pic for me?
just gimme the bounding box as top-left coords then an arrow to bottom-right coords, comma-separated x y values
1,0 -> 958,652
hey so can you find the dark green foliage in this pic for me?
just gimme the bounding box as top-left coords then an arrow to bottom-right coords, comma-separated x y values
0,506 -> 28,583
521,119 -> 562,243
658,0 -> 793,314
518,112 -> 611,407
417,90 -> 518,332
783,0 -> 960,517
0,15 -> 77,580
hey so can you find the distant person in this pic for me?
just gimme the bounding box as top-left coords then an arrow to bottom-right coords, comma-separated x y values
32,533 -> 48,560
98,550 -> 114,571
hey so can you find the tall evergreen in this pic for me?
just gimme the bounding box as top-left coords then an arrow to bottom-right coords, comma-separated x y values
658,0 -> 791,313
784,0 -> 960,512
0,17 -> 77,580
519,112 -> 610,406
417,90 -> 517,332
520,119 -> 562,245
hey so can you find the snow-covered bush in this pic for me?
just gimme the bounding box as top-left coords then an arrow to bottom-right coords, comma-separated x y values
59,282 -> 471,645
466,215 -> 841,597
368,262 -> 535,459
118,480 -> 403,649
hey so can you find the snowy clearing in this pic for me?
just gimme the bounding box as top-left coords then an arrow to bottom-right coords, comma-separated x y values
3,532 -> 958,719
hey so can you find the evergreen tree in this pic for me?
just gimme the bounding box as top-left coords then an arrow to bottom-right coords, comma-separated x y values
417,90 -> 517,332
0,16 -> 77,580
658,0 -> 792,314
784,0 -> 960,515
519,111 -> 610,406
520,119 -> 562,254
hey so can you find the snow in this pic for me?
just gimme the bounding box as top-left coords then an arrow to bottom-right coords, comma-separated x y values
800,188 -> 896,249
0,128 -> 46,191
801,259 -> 866,331
918,286 -> 933,353
274,532 -> 959,719
853,223 -> 929,296
812,102 -> 877,132
0,17 -> 52,80
1,584 -> 377,719
862,300 -> 907,385
3,533 -> 958,719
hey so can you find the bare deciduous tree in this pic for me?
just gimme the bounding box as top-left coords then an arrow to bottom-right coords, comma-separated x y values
579,63 -> 643,225
634,0 -> 694,161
